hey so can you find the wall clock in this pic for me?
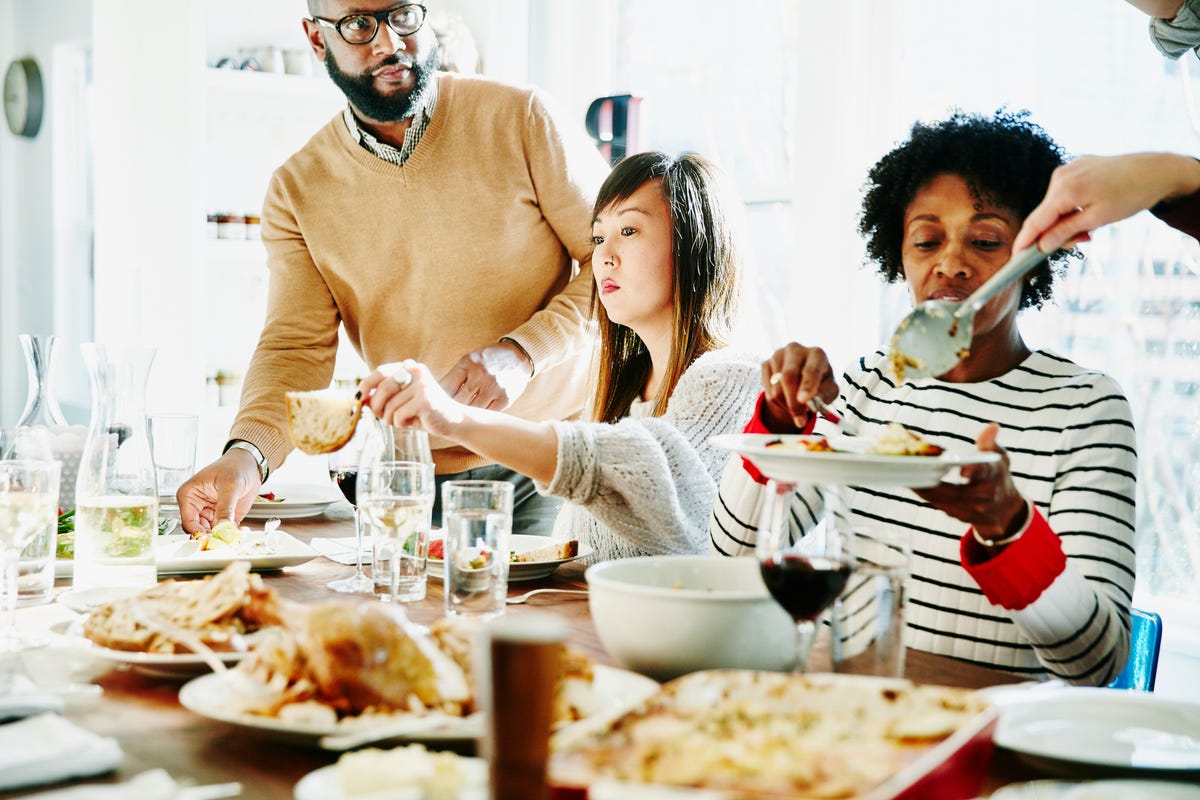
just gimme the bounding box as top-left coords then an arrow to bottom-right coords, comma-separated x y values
4,57 -> 45,138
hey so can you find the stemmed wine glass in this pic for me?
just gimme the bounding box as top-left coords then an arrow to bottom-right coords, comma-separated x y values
326,417 -> 374,593
0,458 -> 60,651
756,479 -> 854,672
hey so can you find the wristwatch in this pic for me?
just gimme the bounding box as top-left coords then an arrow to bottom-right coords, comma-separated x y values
224,440 -> 269,483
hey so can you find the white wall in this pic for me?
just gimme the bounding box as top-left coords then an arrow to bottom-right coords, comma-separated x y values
0,0 -> 92,425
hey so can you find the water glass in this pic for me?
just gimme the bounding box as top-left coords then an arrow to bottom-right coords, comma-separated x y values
830,527 -> 912,678
361,461 -> 434,603
1,429 -> 55,606
443,480 -> 512,621
0,459 -> 60,651
149,414 -> 199,500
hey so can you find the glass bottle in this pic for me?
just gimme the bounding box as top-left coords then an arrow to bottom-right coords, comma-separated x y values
14,334 -> 87,512
16,334 -> 69,428
72,343 -> 159,592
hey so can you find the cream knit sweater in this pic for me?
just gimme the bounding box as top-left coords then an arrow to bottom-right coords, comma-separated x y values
543,349 -> 762,562
229,73 -> 610,473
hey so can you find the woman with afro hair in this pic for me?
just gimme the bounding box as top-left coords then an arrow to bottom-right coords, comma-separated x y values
710,109 -> 1136,686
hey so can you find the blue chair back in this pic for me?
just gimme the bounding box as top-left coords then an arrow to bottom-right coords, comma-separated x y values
1109,608 -> 1162,691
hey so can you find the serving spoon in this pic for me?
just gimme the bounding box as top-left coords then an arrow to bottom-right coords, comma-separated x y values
888,245 -> 1047,382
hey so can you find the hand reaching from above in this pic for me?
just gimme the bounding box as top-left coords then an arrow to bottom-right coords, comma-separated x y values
1013,153 -> 1200,253
913,422 -> 1028,542
759,342 -> 839,431
176,451 -> 261,534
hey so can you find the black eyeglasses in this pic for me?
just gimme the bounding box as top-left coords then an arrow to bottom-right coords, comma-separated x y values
311,4 -> 427,45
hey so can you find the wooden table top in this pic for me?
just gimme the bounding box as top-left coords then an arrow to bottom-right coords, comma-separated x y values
5,513 -> 1051,799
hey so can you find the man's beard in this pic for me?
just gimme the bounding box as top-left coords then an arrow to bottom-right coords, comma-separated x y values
324,44 -> 440,123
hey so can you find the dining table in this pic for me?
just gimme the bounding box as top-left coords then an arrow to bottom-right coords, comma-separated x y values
4,512 -> 1058,800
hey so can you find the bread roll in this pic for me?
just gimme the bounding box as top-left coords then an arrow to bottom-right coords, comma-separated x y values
285,389 -> 363,454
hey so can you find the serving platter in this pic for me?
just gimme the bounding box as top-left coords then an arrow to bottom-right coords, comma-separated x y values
709,433 -> 999,488
993,688 -> 1200,777
180,664 -> 656,748
427,534 -> 593,582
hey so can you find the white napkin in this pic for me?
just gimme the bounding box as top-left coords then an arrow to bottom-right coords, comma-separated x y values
0,673 -> 64,722
0,713 -> 121,792
310,536 -> 371,566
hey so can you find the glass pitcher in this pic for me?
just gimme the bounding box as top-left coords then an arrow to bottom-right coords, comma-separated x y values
72,344 -> 159,592
15,334 -> 88,512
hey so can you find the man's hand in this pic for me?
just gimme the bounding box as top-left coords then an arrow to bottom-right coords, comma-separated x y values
176,450 -> 263,534
913,423 -> 1027,541
440,341 -> 533,411
760,343 -> 839,431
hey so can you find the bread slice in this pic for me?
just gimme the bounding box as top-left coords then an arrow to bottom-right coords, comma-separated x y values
512,539 -> 579,563
285,389 -> 364,454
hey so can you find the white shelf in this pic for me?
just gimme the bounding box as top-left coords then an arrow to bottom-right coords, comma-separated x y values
204,67 -> 339,99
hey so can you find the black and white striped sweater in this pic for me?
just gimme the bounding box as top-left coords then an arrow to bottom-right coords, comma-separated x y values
709,349 -> 1136,685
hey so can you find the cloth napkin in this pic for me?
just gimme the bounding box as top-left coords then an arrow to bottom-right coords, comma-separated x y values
0,713 -> 121,792
0,673 -> 64,722
10,768 -> 218,800
310,536 -> 371,566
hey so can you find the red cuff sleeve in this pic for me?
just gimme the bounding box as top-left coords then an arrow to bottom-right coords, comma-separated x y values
739,393 -> 817,484
960,506 -> 1066,611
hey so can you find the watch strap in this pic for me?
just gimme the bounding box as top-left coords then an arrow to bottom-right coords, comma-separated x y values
224,439 -> 269,483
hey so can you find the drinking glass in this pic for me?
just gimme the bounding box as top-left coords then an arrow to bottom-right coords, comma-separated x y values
359,460 -> 434,603
148,414 -> 199,501
756,480 -> 854,672
364,422 -> 433,600
0,459 -> 60,651
0,429 -> 56,607
327,418 -> 373,593
443,480 -> 512,621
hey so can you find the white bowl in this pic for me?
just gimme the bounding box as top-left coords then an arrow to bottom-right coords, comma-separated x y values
585,555 -> 797,681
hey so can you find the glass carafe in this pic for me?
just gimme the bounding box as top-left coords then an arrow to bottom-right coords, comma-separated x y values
72,344 -> 159,592
15,334 -> 87,512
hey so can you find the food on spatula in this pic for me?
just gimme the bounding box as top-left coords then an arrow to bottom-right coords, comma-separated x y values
549,669 -> 990,798
82,561 -> 286,654
285,389 -> 363,454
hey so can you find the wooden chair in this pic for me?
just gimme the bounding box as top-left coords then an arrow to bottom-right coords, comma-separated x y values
1109,608 -> 1163,691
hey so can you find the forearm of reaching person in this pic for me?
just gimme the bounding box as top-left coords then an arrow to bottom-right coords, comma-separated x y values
1127,0 -> 1185,17
447,407 -> 561,486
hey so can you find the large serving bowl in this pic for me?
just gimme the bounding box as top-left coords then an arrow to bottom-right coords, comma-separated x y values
585,555 -> 797,681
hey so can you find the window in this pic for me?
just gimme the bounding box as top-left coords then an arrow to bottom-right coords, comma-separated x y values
576,0 -> 1199,611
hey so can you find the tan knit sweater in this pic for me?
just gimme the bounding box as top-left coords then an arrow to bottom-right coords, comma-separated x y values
229,73 -> 609,474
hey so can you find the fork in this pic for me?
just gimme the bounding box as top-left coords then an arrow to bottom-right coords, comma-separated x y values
505,588 -> 589,605
807,395 -> 858,436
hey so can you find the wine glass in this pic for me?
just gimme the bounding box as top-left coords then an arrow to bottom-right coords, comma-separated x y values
360,421 -> 433,599
326,419 -> 374,593
0,459 -> 60,652
756,480 -> 854,672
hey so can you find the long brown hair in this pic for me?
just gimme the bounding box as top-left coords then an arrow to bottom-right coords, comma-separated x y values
589,152 -> 743,423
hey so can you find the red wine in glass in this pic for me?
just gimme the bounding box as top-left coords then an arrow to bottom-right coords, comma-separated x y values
330,469 -> 358,507
760,554 -> 852,622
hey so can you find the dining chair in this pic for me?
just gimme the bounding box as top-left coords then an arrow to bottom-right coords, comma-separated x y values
1108,608 -> 1163,692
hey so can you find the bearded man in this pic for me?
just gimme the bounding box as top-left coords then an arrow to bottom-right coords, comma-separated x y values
179,1 -> 608,542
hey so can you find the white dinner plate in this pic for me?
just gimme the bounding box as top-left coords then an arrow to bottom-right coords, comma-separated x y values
294,755 -> 488,800
990,779 -> 1200,800
55,531 -> 318,578
180,664 -> 657,748
709,433 -> 1000,488
54,616 -> 264,679
994,687 -> 1200,776
244,495 -> 338,521
427,534 -> 593,583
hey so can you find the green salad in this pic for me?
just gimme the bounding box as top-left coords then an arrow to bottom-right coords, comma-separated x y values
55,508 -> 176,560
